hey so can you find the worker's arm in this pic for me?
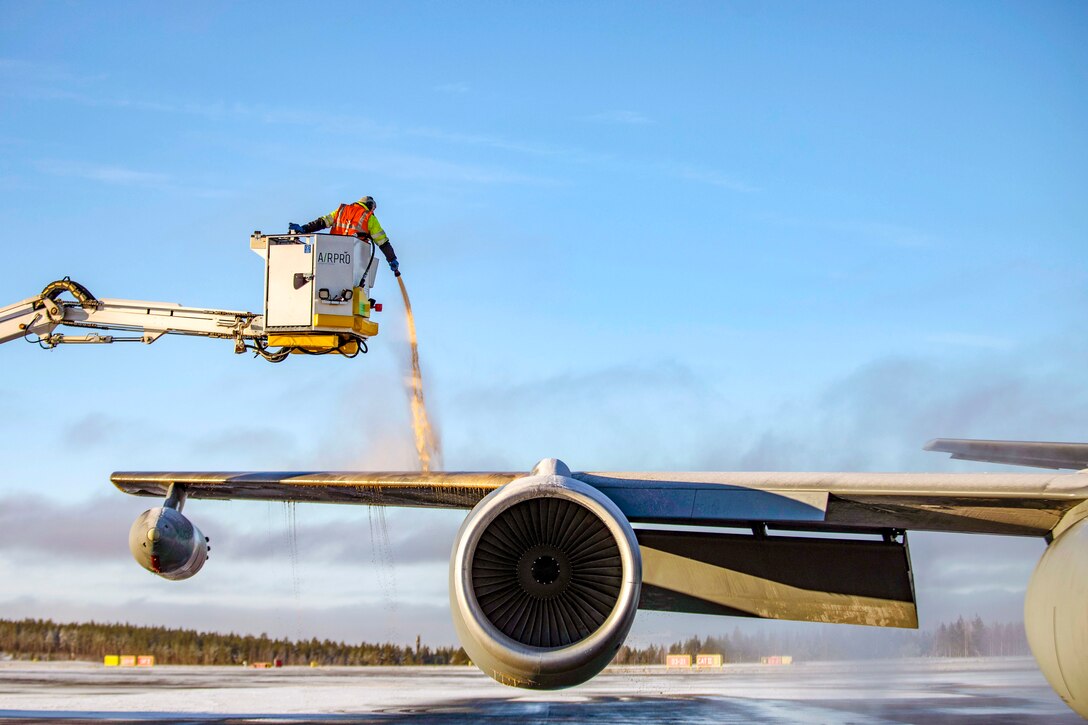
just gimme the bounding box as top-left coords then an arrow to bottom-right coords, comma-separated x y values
369,215 -> 400,276
379,241 -> 400,277
297,210 -> 337,234
366,215 -> 389,246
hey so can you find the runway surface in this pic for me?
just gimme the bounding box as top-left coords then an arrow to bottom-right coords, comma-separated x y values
0,657 -> 1079,723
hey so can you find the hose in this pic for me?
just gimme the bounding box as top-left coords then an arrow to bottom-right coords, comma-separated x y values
291,336 -> 366,358
250,334 -> 367,361
40,277 -> 97,307
361,240 -> 376,287
251,337 -> 292,363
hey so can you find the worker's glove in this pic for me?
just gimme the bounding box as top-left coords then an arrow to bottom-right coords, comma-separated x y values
288,223 -> 303,233
389,258 -> 401,277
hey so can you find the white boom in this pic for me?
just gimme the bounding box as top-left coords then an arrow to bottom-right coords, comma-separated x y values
0,289 -> 262,347
0,232 -> 382,362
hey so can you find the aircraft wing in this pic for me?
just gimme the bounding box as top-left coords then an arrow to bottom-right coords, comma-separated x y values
112,463 -> 1088,632
926,438 -> 1088,470
112,468 -> 1088,537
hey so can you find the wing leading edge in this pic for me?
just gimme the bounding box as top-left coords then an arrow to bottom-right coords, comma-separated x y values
110,471 -> 522,510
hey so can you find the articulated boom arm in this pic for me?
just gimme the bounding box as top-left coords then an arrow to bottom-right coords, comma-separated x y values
1,233 -> 382,362
1,278 -> 269,354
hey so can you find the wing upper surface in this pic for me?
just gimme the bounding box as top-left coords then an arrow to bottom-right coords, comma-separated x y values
576,470 -> 1087,496
577,470 -> 1087,536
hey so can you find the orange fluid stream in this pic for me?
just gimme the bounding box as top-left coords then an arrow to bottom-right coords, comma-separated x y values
398,277 -> 441,472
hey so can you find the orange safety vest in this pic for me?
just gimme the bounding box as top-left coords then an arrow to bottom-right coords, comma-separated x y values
329,203 -> 373,237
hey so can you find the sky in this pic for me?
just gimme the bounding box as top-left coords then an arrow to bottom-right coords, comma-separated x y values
1,1 -> 1086,648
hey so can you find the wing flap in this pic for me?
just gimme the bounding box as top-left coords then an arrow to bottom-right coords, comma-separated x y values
636,528 -> 917,628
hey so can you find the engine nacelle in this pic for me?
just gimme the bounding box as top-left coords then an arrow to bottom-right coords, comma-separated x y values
1025,515 -> 1088,718
450,459 -> 641,689
129,507 -> 208,581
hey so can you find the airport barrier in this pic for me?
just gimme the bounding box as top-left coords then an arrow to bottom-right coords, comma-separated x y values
665,654 -> 691,668
104,654 -> 154,667
249,659 -> 284,669
666,653 -> 725,668
695,654 -> 722,667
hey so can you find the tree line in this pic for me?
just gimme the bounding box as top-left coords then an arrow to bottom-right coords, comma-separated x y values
0,619 -> 469,666
613,616 -> 1030,665
0,616 -> 1028,666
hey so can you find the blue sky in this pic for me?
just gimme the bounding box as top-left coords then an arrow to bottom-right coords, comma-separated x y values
1,1 -> 1086,646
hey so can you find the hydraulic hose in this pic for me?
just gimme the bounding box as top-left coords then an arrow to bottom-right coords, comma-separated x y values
40,277 -> 97,307
362,240 -> 376,287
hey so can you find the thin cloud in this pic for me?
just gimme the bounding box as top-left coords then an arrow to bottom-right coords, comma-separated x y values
737,348 -> 1088,473
36,160 -> 171,186
846,220 -> 937,249
406,126 -> 588,159
13,85 -> 738,188
909,531 -> 1042,622
14,87 -> 189,116
666,164 -> 759,192
925,333 -> 1015,351
61,412 -> 130,449
330,152 -> 563,186
766,215 -> 938,249
0,57 -> 107,84
0,494 -> 134,560
187,426 -> 300,459
586,110 -> 653,125
434,81 -> 470,94
32,158 -> 232,198
451,341 -> 1088,474
9,83 -> 600,167
449,361 -> 725,471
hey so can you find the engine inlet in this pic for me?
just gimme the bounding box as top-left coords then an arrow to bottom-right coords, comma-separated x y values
471,497 -> 623,648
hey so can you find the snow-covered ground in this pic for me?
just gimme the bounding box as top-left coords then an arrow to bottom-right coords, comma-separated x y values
0,658 -> 1078,722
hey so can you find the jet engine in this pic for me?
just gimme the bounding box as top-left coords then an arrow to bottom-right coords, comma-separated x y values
129,506 -> 208,581
1024,515 -> 1088,718
450,459 -> 641,689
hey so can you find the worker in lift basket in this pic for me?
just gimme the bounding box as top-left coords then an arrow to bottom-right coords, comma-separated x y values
289,196 -> 400,277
